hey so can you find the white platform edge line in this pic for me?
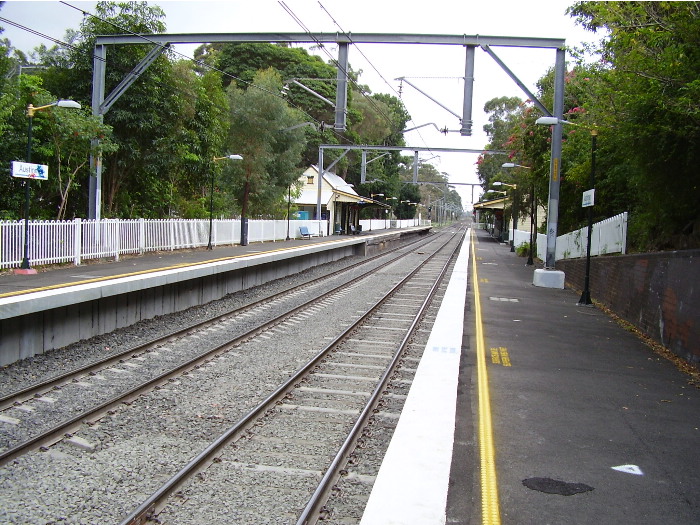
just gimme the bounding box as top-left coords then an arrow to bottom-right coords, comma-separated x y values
360,228 -> 471,525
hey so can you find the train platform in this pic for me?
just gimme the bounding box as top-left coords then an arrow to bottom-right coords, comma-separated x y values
361,227 -> 699,524
0,228 -> 431,366
0,236 -> 347,298
1,226 -> 697,523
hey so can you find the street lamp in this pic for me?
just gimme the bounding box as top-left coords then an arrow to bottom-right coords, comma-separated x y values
385,196 -> 397,229
578,128 -> 597,306
503,162 -> 535,265
17,100 -> 81,274
286,184 -> 292,240
493,182 -> 517,251
209,154 -> 243,250
537,117 -> 598,303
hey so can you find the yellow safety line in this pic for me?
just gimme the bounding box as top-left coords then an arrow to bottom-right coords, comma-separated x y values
471,229 -> 501,525
0,241 -> 333,299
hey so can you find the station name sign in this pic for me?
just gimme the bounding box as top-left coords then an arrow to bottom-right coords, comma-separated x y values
11,161 -> 49,180
582,189 -> 595,208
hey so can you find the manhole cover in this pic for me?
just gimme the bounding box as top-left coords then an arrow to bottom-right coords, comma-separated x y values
522,477 -> 594,496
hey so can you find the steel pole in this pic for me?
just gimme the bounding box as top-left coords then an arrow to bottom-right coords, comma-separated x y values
544,48 -> 566,268
286,185 -> 291,240
578,130 -> 597,305
20,115 -> 34,270
207,170 -> 215,250
527,182 -> 534,265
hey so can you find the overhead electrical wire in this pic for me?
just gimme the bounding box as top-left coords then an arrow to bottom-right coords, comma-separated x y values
279,1 -> 399,136
48,1 -> 345,143
314,1 -> 443,161
7,1 -> 449,172
0,16 -> 105,61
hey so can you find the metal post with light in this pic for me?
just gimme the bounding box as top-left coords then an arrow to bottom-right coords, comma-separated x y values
502,163 -> 534,264
209,154 -> 243,250
492,181 -> 517,251
369,193 -> 384,231
536,116 -> 598,299
15,100 -> 81,274
578,128 -> 597,306
286,184 -> 292,240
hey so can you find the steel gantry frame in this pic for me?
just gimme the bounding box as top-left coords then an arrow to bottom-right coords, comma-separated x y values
91,32 -> 565,268
317,144 -> 505,221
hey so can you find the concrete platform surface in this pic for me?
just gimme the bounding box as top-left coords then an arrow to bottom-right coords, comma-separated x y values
446,228 -> 699,524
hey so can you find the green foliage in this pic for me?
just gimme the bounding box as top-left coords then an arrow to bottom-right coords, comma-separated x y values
0,2 -> 471,225
515,242 -> 530,257
566,1 -> 700,249
224,69 -> 308,218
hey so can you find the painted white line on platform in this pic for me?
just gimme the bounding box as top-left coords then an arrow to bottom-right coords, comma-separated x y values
360,229 -> 471,525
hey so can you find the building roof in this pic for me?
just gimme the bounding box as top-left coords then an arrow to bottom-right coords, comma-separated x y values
472,197 -> 506,210
294,166 -> 389,208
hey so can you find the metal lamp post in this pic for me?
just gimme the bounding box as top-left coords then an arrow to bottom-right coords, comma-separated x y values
502,163 -> 533,264
209,154 -> 243,250
18,100 -> 81,273
578,129 -> 597,306
493,181 -> 517,251
536,117 -> 598,303
286,185 -> 292,240
369,193 -> 384,231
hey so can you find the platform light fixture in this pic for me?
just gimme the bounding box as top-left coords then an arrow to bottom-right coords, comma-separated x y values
16,100 -> 81,274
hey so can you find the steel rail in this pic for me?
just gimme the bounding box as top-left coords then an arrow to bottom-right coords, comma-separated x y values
118,228 -> 462,525
0,233 -> 432,411
296,228 -> 464,524
0,234 -> 438,466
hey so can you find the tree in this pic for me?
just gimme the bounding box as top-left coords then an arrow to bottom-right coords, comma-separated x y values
224,69 -> 308,220
35,94 -> 117,219
47,1 -> 178,217
568,1 -> 700,249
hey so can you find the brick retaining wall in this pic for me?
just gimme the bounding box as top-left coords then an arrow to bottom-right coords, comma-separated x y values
557,250 -> 699,364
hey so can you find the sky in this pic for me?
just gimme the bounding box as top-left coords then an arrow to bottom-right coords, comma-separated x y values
0,0 -> 600,207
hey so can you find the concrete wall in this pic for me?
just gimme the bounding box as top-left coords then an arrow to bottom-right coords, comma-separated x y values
557,250 -> 699,364
0,244 -> 360,366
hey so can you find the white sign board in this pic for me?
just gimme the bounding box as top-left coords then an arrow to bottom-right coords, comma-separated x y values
582,188 -> 595,208
11,161 -> 49,180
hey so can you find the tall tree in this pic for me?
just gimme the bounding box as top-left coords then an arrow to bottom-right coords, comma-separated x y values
225,69 -> 308,219
568,1 -> 700,249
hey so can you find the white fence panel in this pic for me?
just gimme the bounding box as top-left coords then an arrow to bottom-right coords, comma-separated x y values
555,212 -> 628,260
509,213 -> 627,263
1,216 -> 435,269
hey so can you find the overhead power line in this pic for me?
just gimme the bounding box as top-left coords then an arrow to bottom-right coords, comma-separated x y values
57,1 -> 345,142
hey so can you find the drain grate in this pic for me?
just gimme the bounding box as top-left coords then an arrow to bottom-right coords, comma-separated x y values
522,477 -> 594,496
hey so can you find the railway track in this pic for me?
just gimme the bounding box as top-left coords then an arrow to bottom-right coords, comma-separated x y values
0,232 -> 435,465
123,228 -> 463,524
0,226 -> 466,524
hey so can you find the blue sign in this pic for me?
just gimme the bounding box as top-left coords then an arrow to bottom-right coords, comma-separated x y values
11,161 -> 49,180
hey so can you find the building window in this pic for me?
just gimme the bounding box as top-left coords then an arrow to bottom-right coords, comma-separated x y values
307,176 -> 314,184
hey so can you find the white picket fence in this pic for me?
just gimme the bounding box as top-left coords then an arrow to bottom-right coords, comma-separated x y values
510,212 -> 628,261
0,217 -> 430,269
0,218 -> 326,269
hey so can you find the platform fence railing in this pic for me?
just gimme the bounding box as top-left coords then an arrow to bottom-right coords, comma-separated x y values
0,217 -> 430,269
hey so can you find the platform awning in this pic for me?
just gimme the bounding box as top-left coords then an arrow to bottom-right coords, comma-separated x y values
472,197 -> 506,210
295,189 -> 390,208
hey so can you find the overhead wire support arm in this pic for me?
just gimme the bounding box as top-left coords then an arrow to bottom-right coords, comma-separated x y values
284,79 -> 336,108
396,77 -> 462,121
99,43 -> 170,114
480,44 -> 552,117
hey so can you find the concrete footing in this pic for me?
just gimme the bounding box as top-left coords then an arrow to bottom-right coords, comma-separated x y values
533,269 -> 565,289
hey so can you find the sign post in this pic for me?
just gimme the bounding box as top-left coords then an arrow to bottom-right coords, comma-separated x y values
11,161 -> 49,274
577,130 -> 598,306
